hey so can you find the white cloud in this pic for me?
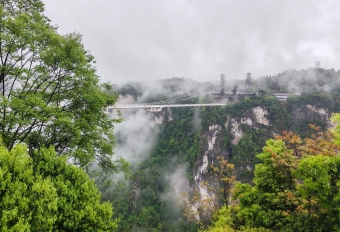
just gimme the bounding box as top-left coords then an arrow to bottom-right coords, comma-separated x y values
44,0 -> 340,84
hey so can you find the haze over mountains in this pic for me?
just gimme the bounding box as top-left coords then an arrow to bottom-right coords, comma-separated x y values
44,0 -> 340,84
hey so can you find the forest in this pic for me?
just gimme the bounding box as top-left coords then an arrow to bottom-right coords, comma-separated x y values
1,1 -> 340,232
107,90 -> 340,231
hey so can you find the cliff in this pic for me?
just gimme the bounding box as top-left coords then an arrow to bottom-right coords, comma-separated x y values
104,68 -> 340,231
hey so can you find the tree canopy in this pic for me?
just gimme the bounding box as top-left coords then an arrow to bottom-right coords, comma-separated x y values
205,119 -> 340,231
0,0 -> 121,171
0,141 -> 118,231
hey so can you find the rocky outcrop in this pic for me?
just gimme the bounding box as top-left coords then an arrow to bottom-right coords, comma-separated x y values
292,104 -> 330,126
195,124 -> 222,182
149,112 -> 165,127
230,119 -> 243,145
252,106 -> 269,125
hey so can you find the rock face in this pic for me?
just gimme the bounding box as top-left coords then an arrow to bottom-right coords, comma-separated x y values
149,112 -> 165,127
208,124 -> 221,151
294,104 -> 330,123
230,119 -> 243,145
252,106 -> 269,126
292,105 -> 328,119
229,107 -> 268,145
193,124 -> 221,221
195,124 -> 222,182
306,105 -> 330,123
193,103 -> 331,186
240,117 -> 253,126
148,108 -> 173,127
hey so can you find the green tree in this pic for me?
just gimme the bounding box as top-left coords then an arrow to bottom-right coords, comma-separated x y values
0,0 -> 121,171
204,206 -> 270,232
232,133 -> 259,182
0,141 -> 118,231
232,134 -> 340,231
331,113 -> 340,146
204,206 -> 234,232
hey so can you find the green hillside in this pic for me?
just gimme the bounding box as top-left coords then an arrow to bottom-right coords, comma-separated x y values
103,69 -> 340,231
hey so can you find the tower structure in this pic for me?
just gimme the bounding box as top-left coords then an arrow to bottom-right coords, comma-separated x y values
246,72 -> 251,93
220,74 -> 225,95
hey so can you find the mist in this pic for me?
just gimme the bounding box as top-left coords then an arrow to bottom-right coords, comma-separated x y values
114,109 -> 159,169
44,0 -> 340,84
161,164 -> 190,212
255,68 -> 340,93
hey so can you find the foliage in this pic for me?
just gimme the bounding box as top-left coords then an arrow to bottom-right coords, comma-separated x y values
286,92 -> 333,110
107,92 -> 335,231
191,114 -> 340,232
275,125 -> 338,157
231,125 -> 340,231
0,0 -> 121,171
231,133 -> 261,182
331,113 -> 340,146
0,143 -> 57,231
204,206 -> 270,232
285,92 -> 338,137
0,142 -> 118,231
209,156 -> 235,207
200,105 -> 227,131
203,206 -> 234,232
225,95 -> 292,132
106,78 -> 338,231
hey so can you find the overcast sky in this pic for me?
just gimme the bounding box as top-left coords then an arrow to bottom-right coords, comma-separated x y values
43,0 -> 340,84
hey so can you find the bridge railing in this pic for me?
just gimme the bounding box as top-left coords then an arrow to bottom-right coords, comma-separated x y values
108,103 -> 226,109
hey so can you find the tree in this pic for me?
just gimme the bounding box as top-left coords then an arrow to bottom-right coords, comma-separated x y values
0,141 -> 118,231
204,117 -> 340,231
0,142 -> 57,231
331,113 -> 340,146
232,139 -> 297,230
275,125 -> 338,157
0,0 -> 122,171
209,156 -> 236,208
232,126 -> 340,231
232,134 -> 259,182
204,206 -> 235,232
205,206 -> 270,232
